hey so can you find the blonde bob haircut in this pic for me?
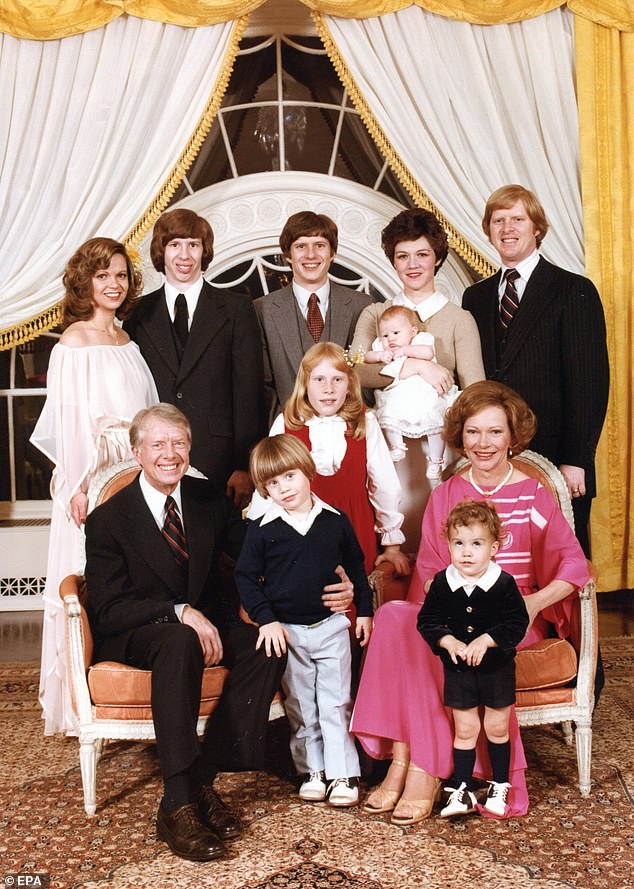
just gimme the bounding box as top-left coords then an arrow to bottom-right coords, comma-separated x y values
283,342 -> 366,440
443,381 -> 536,456
482,184 -> 549,248
250,434 -> 317,498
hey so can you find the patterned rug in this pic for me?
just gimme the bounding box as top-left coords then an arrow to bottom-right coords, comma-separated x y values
1,638 -> 633,889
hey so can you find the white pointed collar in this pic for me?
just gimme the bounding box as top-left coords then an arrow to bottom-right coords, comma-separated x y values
446,561 -> 501,592
392,290 -> 448,322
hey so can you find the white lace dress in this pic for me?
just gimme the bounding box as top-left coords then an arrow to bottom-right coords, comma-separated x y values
372,331 -> 460,438
30,342 -> 158,735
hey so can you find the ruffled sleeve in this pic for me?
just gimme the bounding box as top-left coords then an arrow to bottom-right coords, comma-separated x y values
30,343 -> 157,513
365,411 -> 405,545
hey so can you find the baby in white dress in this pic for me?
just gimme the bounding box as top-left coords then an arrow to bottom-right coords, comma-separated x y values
364,305 -> 459,479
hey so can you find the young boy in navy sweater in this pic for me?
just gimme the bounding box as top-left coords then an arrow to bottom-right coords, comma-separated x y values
417,499 -> 528,818
235,434 -> 373,807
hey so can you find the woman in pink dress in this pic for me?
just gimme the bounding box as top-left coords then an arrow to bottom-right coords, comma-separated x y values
351,381 -> 589,821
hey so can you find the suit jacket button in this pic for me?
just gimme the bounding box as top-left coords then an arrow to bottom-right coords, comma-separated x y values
466,626 -> 474,633
466,606 -> 473,613
176,391 -> 183,399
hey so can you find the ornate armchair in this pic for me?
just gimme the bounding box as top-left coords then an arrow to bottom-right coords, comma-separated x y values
369,450 -> 598,796
63,459 -> 283,817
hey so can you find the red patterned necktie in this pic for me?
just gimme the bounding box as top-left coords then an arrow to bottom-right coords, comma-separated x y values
162,495 -> 188,569
499,269 -> 521,329
306,293 -> 324,342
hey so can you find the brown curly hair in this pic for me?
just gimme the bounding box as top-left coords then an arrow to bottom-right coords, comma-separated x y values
381,209 -> 449,269
150,208 -> 214,273
445,499 -> 506,546
443,381 -> 536,455
62,238 -> 142,327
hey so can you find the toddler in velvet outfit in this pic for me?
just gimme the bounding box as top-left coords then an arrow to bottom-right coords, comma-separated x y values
235,434 -> 373,807
417,499 -> 528,817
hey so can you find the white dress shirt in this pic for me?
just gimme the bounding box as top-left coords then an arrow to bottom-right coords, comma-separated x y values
260,493 -> 339,536
164,277 -> 204,329
292,280 -> 330,320
391,289 -> 449,323
139,472 -> 187,620
497,250 -> 540,305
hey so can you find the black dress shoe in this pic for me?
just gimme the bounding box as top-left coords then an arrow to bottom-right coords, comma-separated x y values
198,785 -> 242,840
156,802 -> 224,861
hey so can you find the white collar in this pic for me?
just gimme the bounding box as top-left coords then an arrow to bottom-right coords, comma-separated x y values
292,280 -> 330,316
446,561 -> 501,592
260,493 -> 339,535
164,278 -> 204,323
305,413 -> 347,428
392,290 -> 448,322
500,250 -> 540,283
139,473 -> 184,530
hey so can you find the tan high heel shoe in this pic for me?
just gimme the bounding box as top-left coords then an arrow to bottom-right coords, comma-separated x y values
362,759 -> 408,814
390,765 -> 442,826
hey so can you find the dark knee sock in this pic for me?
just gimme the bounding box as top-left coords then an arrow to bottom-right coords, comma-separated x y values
189,755 -> 217,795
162,769 -> 194,812
487,739 -> 511,784
451,747 -> 476,790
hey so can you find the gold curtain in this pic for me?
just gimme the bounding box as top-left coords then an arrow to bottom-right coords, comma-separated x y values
575,17 -> 634,589
0,0 -> 264,39
3,1 -> 632,39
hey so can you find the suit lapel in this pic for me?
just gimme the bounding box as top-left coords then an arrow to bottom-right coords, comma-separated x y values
120,477 -> 186,597
138,287 -> 180,376
476,273 -> 501,375
177,281 -> 228,383
500,258 -> 558,373
268,285 -> 306,373
180,477 -> 214,607
327,283 -> 354,345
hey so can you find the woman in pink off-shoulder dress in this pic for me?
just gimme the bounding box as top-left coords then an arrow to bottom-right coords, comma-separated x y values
351,382 -> 588,822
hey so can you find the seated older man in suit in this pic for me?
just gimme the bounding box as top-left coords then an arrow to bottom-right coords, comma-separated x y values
84,403 -> 353,861
255,211 -> 372,423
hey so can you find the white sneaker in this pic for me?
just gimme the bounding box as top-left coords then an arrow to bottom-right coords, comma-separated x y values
299,770 -> 327,801
326,777 -> 359,807
440,782 -> 477,817
483,781 -> 511,816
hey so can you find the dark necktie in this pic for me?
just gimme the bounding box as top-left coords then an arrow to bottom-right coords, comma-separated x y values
173,293 -> 189,349
306,293 -> 324,343
499,269 -> 521,329
162,495 -> 188,570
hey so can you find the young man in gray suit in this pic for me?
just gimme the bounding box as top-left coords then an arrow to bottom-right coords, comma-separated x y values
254,211 -> 373,422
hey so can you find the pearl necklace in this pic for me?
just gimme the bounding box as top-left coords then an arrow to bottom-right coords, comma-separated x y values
468,462 -> 514,497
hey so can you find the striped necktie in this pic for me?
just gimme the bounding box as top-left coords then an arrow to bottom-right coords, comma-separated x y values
499,269 -> 521,329
162,495 -> 188,569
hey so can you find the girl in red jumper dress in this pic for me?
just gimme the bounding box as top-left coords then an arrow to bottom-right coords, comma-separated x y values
249,342 -> 410,578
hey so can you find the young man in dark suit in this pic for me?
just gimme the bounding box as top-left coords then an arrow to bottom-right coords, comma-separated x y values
462,185 -> 609,556
254,211 -> 372,423
125,209 -> 263,508
85,404 -> 354,861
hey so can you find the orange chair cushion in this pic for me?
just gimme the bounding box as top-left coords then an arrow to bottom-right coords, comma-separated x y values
88,662 -> 229,720
515,638 -> 577,691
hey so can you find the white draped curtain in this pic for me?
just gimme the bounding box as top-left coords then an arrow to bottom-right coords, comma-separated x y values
0,15 -> 238,334
322,5 -> 583,272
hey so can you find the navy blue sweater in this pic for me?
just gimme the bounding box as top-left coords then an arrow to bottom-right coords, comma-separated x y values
235,509 -> 373,626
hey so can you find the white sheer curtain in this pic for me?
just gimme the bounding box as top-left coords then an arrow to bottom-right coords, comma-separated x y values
0,16 -> 236,332
324,6 -> 583,272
